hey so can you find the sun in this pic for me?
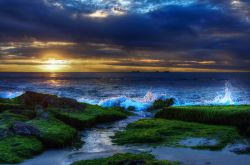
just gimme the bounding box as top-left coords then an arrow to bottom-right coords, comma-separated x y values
43,58 -> 69,72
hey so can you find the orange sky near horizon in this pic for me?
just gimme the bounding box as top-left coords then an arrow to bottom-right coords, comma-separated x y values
0,41 -> 249,73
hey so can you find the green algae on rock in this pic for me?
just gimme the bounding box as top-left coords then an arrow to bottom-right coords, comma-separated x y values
155,106 -> 250,130
51,104 -> 128,129
0,91 -> 131,164
147,98 -> 175,111
112,119 -> 241,150
0,136 -> 43,164
28,118 -> 78,147
71,152 -> 179,165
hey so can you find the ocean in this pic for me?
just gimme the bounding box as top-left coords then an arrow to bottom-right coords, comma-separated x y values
0,72 -> 249,110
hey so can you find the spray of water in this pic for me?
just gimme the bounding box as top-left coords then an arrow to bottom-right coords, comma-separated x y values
141,89 -> 156,103
210,81 -> 235,105
0,91 -> 23,99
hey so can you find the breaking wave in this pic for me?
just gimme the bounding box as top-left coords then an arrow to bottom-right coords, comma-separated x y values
207,81 -> 235,105
0,91 -> 23,99
0,81 -> 248,111
78,81 -> 244,110
78,90 -> 161,111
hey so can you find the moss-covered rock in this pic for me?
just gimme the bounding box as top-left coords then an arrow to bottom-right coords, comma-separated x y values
0,136 -> 43,164
71,153 -> 178,165
0,102 -> 26,112
112,119 -> 241,150
28,118 -> 78,147
12,121 -> 41,136
0,112 -> 29,130
16,91 -> 84,109
51,104 -> 128,129
0,91 -> 131,163
155,106 -> 250,130
148,98 -> 175,111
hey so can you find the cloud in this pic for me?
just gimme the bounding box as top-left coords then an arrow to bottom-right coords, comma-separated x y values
0,0 -> 250,71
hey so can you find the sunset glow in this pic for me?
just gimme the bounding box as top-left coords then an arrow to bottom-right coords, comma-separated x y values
42,59 -> 70,72
0,0 -> 249,72
0,1 -> 250,164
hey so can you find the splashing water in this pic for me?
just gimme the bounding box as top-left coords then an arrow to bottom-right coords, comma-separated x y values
0,91 -> 23,99
208,81 -> 235,105
141,89 -> 157,103
0,80 -> 242,110
78,81 -> 238,110
78,89 -> 159,111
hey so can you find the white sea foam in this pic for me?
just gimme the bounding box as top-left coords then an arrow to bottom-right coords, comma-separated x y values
0,91 -> 23,99
77,90 -> 161,111
204,81 -> 235,105
0,81 -> 248,111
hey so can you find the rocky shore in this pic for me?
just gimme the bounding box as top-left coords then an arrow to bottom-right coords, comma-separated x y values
0,91 -> 129,164
1,93 -> 250,164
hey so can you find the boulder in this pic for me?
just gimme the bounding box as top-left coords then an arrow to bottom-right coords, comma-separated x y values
12,121 -> 40,136
18,91 -> 83,109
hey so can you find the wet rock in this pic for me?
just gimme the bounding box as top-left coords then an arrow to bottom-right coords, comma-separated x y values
228,143 -> 250,154
128,106 -> 136,111
0,128 -> 10,139
12,121 -> 40,136
35,105 -> 49,120
18,91 -> 83,109
230,146 -> 250,154
40,112 -> 49,120
179,138 -> 218,147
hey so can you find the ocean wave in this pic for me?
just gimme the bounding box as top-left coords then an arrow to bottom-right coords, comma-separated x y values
0,91 -> 23,99
0,81 -> 249,111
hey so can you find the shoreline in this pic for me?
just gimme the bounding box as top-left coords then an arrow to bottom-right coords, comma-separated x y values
0,91 -> 250,164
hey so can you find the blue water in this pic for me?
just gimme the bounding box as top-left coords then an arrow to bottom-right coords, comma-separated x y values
0,72 -> 249,110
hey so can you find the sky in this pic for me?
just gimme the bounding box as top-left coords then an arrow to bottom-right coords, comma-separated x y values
0,0 -> 250,72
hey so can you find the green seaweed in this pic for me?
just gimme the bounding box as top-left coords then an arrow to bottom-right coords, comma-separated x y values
51,104 -> 128,129
28,118 -> 78,147
0,136 -> 43,164
112,119 -> 241,150
0,112 -> 29,129
71,152 -> 179,165
155,105 -> 250,130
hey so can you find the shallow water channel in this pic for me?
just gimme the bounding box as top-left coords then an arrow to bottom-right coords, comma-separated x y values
19,112 -> 250,165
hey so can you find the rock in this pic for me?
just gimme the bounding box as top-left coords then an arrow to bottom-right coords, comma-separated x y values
0,128 -> 10,139
35,105 -> 49,120
35,105 -> 44,114
179,138 -> 218,147
12,121 -> 40,136
18,91 -> 84,109
127,106 -> 136,111
40,112 -> 49,120
229,143 -> 250,154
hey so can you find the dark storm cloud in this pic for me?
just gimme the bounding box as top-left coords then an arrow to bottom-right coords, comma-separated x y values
0,0 -> 250,71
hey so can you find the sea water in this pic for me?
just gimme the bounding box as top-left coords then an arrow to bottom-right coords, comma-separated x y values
0,72 -> 249,110
1,72 -> 249,165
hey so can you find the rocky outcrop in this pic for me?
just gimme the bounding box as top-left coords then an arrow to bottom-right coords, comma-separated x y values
12,121 -> 40,136
18,91 -> 84,109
